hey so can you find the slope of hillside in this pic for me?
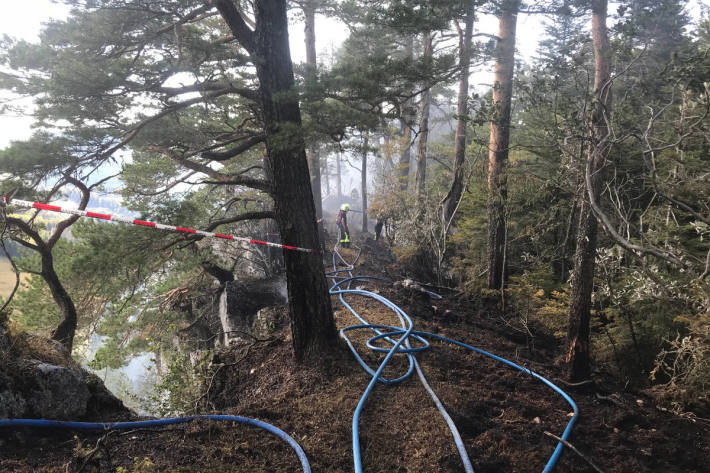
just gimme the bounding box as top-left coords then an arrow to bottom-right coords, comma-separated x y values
1,239 -> 708,473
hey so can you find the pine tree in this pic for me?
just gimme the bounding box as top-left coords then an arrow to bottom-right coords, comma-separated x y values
1,0 -> 338,361
567,0 -> 612,382
487,0 -> 521,290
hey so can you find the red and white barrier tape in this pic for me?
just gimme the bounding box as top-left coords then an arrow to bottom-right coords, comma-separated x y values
3,198 -> 319,254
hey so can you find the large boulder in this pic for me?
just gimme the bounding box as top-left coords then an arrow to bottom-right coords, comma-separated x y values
20,360 -> 91,419
0,371 -> 26,418
0,325 -> 131,421
172,276 -> 288,349
218,277 -> 287,345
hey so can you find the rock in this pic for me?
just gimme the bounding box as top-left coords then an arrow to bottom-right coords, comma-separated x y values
85,372 -> 130,420
0,324 -> 9,353
219,278 -> 287,345
251,306 -> 287,340
0,372 -> 26,418
0,318 -> 130,421
22,360 -> 91,419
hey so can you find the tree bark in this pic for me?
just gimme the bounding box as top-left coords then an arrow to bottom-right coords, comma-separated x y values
415,31 -> 432,201
567,0 -> 612,382
361,134 -> 368,233
441,0 -> 475,227
398,119 -> 412,191
336,149 -> 342,199
303,1 -> 323,222
323,153 -> 330,195
398,36 -> 415,192
45,252 -> 78,352
7,177 -> 90,352
218,0 -> 337,361
487,0 -> 520,290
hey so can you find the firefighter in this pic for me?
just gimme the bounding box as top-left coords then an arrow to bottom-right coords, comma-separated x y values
337,203 -> 351,248
374,216 -> 385,241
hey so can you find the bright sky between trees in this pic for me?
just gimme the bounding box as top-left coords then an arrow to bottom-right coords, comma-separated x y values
0,0 -> 705,149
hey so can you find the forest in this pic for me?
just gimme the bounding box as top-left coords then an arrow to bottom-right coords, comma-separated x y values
1,0 -> 709,472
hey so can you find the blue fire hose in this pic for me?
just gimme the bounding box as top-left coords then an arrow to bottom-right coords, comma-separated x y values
1,240 -> 577,473
0,415 -> 311,472
328,242 -> 578,473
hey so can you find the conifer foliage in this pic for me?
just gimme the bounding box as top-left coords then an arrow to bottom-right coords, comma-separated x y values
0,0 -> 708,411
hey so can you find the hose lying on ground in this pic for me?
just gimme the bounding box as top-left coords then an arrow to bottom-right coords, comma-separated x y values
0,415 -> 311,473
0,238 -> 577,473
328,242 -> 578,473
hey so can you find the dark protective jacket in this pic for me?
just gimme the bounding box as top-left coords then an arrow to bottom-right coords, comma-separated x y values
336,209 -> 349,233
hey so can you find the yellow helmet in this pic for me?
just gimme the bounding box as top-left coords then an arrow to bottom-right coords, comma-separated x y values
341,203 -> 351,211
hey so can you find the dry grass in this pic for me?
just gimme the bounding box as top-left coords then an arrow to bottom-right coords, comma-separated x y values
6,329 -> 76,367
0,257 -> 29,300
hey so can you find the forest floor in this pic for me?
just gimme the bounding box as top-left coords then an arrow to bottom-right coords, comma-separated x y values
1,238 -> 709,473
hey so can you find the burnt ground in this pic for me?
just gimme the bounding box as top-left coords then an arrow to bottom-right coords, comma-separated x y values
1,240 -> 709,473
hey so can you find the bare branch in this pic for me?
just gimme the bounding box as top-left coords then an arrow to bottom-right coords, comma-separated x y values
699,249 -> 710,282
129,171 -> 198,197
227,164 -> 264,177
152,4 -> 215,36
585,144 -> 686,268
157,83 -> 258,101
202,176 -> 272,192
543,431 -> 607,473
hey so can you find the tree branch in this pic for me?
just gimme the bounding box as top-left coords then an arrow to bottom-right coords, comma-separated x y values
202,176 -> 272,192
204,211 -> 275,232
47,176 -> 90,249
543,431 -> 606,473
101,87 -> 239,158
210,0 -> 256,54
157,83 -> 258,102
585,143 -> 687,268
129,171 -> 198,196
152,4 -> 215,36
6,217 -> 46,252
226,165 -> 264,177
201,134 -> 265,161
153,146 -> 272,193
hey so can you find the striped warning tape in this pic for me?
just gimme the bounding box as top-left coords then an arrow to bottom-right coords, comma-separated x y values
2,197 -> 319,254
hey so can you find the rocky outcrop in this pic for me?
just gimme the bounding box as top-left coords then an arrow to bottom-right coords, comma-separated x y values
0,321 -> 131,421
218,278 -> 288,345
18,361 -> 91,419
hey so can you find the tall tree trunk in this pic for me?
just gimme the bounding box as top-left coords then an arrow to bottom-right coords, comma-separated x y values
415,31 -> 432,201
361,134 -> 368,233
221,0 -> 337,360
487,0 -> 520,290
323,153 -> 330,195
398,36 -> 415,191
441,0 -> 475,227
46,252 -> 78,352
336,149 -> 342,199
398,120 -> 412,191
303,1 -> 323,222
567,0 -> 611,381
7,177 -> 90,353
